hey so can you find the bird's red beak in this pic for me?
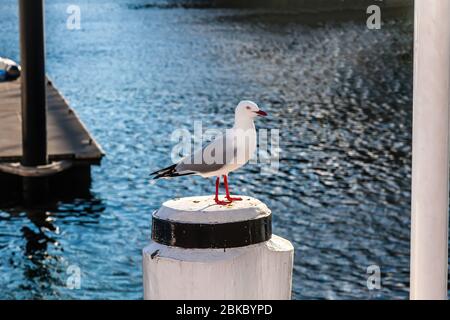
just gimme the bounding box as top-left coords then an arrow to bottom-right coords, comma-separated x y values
255,110 -> 268,117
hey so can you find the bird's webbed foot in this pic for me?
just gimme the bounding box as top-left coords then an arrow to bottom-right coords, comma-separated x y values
214,197 -> 232,205
225,196 -> 242,202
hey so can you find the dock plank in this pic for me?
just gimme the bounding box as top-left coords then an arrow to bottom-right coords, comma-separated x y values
0,79 -> 103,164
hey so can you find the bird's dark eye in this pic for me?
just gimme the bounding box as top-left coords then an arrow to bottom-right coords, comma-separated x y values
246,106 -> 251,110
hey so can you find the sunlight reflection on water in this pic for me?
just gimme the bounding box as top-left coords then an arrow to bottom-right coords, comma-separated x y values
0,0 -> 416,299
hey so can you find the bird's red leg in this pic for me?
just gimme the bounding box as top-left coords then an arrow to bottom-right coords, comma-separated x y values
224,175 -> 242,202
214,176 -> 230,205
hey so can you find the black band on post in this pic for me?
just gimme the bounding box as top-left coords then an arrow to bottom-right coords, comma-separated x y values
151,214 -> 272,249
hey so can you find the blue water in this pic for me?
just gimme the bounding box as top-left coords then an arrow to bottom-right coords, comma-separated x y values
0,0 -> 419,299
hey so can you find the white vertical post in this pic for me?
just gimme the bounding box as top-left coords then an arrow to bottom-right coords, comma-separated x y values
411,0 -> 450,300
143,196 -> 294,300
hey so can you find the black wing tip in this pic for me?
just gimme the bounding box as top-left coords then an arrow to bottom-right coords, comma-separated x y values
149,164 -> 177,179
150,164 -> 197,180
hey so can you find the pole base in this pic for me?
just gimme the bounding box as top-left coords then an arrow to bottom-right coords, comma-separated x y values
143,235 -> 294,300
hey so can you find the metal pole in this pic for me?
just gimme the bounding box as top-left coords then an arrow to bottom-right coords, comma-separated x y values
18,0 -> 48,204
19,0 -> 47,167
410,0 -> 450,300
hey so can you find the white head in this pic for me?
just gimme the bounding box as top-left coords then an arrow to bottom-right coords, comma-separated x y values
235,100 -> 267,119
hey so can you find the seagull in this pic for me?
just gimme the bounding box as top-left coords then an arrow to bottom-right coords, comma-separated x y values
151,100 -> 267,205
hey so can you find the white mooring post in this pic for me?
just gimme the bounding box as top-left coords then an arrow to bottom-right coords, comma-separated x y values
143,196 -> 294,300
411,0 -> 450,300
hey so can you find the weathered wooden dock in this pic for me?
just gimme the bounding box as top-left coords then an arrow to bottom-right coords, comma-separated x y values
0,78 -> 103,164
0,78 -> 104,201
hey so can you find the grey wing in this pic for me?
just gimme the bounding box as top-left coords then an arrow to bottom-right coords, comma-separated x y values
175,134 -> 237,174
